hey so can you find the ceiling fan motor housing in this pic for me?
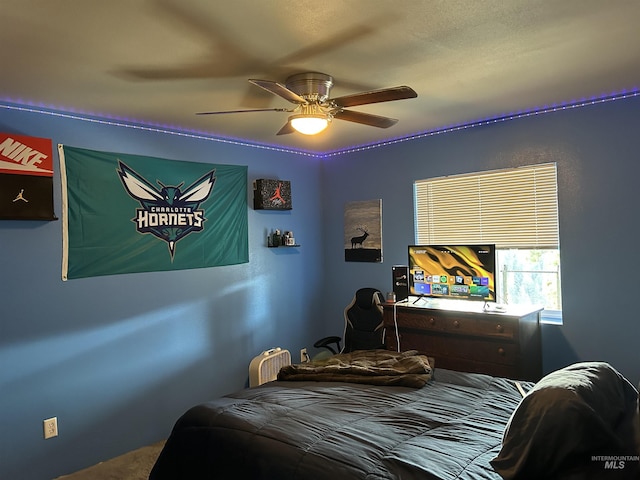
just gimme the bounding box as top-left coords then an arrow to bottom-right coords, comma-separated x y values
285,72 -> 334,102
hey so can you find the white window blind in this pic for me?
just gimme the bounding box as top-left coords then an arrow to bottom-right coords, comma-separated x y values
414,163 -> 559,249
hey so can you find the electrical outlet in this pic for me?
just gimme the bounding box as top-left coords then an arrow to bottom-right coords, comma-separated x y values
300,348 -> 308,363
43,417 -> 58,439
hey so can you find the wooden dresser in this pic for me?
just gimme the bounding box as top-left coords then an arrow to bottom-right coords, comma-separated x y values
382,301 -> 543,381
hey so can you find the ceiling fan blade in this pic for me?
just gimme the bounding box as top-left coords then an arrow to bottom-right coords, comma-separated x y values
276,122 -> 296,135
330,86 -> 417,108
273,13 -> 398,66
333,110 -> 398,128
248,79 -> 307,104
196,108 -> 289,115
274,24 -> 376,66
118,0 -> 268,82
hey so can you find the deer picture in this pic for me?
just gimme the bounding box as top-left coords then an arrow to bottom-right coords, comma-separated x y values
350,226 -> 369,249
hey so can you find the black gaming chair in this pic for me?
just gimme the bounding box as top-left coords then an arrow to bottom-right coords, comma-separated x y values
314,287 -> 386,356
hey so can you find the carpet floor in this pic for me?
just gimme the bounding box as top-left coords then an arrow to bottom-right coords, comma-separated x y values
54,441 -> 165,480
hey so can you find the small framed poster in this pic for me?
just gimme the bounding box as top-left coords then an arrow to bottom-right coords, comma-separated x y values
253,179 -> 292,210
344,199 -> 382,263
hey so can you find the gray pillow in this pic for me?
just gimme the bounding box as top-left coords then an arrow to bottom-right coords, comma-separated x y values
491,362 -> 639,479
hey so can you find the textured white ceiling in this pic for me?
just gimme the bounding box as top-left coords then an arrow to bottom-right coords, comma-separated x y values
2,0 -> 639,154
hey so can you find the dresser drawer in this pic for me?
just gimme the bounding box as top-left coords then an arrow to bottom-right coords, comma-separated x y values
385,309 -> 517,340
386,309 -> 448,332
395,332 -> 518,367
443,315 -> 516,340
455,337 -> 518,366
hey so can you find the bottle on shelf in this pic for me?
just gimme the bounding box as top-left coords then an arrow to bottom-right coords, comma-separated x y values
268,228 -> 299,247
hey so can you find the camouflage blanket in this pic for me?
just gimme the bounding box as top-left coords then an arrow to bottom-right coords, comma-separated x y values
277,349 -> 433,388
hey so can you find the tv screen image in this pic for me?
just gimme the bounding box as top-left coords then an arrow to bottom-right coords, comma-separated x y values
408,245 -> 497,302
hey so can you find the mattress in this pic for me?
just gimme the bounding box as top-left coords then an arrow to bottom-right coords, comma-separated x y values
149,368 -> 529,480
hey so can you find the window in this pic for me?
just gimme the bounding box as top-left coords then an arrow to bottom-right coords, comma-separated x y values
414,163 -> 561,323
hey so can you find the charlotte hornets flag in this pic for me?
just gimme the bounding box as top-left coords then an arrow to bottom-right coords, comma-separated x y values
58,145 -> 248,280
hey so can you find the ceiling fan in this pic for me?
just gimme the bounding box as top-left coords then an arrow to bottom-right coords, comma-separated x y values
196,72 -> 418,136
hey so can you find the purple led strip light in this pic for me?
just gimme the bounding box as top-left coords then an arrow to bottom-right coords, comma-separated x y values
319,89 -> 640,158
1,89 -> 638,158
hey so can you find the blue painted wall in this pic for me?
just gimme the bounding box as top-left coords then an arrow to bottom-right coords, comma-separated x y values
1,94 -> 639,479
0,108 -> 326,479
319,95 -> 640,384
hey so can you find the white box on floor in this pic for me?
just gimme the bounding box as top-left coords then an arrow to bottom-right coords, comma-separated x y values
249,348 -> 291,387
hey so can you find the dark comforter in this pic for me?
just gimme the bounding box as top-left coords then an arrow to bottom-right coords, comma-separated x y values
149,369 -> 529,480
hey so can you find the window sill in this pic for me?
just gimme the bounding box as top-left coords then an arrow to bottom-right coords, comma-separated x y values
540,309 -> 563,325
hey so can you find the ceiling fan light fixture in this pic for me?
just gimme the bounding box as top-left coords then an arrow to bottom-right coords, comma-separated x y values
289,114 -> 330,135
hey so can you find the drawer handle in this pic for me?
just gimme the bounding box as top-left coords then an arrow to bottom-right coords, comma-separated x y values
453,320 -> 460,328
496,324 -> 504,333
429,318 -> 436,325
497,347 -> 505,356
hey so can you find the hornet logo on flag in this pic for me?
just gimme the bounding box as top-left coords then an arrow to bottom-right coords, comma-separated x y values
117,161 -> 216,259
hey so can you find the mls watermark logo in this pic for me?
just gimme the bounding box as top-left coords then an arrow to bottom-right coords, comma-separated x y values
117,161 -> 216,259
592,455 -> 639,473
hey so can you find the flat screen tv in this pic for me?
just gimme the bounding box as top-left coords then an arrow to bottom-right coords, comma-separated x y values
408,244 -> 497,302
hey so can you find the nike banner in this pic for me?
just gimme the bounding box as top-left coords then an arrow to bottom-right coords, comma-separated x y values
0,133 -> 56,220
59,145 -> 248,280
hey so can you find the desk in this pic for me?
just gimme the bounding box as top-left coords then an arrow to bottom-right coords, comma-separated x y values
383,301 -> 542,381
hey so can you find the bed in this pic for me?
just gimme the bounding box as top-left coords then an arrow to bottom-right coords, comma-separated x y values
149,350 -> 639,480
